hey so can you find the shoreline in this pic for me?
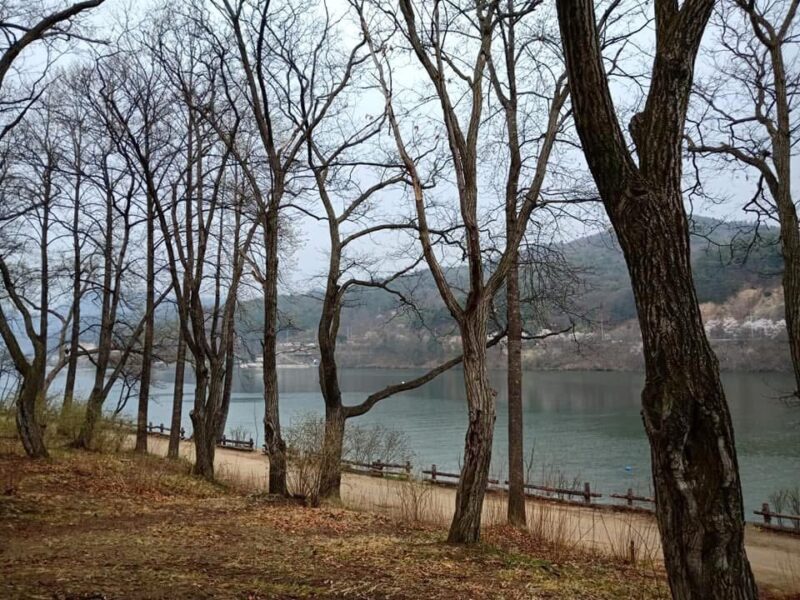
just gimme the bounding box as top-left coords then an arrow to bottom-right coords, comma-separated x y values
142,434 -> 800,595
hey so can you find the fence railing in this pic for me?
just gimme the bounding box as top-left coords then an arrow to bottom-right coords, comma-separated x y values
146,422 -> 185,439
341,459 -> 412,479
218,435 -> 255,452
754,503 -> 800,533
421,464 -> 602,505
609,488 -> 655,508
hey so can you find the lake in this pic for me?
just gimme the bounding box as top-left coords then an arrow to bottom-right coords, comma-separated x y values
55,366 -> 799,519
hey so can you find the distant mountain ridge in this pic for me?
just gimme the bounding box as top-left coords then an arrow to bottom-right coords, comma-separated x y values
255,216 -> 783,338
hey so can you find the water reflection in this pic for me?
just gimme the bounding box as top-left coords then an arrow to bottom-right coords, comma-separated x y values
56,366 -> 799,518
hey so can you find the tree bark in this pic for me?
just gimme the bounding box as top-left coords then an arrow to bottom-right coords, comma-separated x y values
76,167 -> 117,450
135,194 -> 156,454
16,361 -> 48,458
216,329 -> 235,442
766,37 -> 800,400
262,202 -> 287,495
62,169 -> 82,415
318,403 -> 345,501
777,193 -> 800,401
506,252 -> 526,527
167,330 -> 186,459
190,366 -> 216,479
448,312 -> 496,543
556,1 -> 757,597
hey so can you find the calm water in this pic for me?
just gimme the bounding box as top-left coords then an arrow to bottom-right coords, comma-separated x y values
54,367 -> 799,519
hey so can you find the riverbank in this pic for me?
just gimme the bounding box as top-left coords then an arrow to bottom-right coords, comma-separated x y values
145,436 -> 800,596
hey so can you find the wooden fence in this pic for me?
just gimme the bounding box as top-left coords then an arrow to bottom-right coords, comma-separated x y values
146,422 -> 184,439
754,503 -> 800,534
218,435 -> 255,452
341,459 -> 412,479
609,489 -> 656,508
420,464 -> 659,510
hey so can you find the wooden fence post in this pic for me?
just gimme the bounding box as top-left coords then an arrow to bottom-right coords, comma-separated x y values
405,461 -> 411,478
431,464 -> 437,483
762,502 -> 772,525
627,487 -> 633,507
159,423 -> 164,434
583,482 -> 592,504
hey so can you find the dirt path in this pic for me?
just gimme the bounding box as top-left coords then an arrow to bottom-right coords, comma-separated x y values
144,435 -> 800,594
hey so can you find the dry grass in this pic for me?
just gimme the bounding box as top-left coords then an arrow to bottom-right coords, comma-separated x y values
0,444 -> 679,600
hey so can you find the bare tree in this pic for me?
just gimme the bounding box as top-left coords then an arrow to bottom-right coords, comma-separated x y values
357,0 -> 567,542
0,105 -> 62,458
556,1 -> 756,597
482,0 -> 573,527
0,0 -> 106,458
0,1 -> 105,142
209,0 -> 316,494
689,0 -> 799,400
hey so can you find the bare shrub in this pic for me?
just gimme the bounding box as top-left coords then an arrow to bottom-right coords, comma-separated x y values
48,400 -> 130,453
283,413 -> 326,506
344,422 -> 412,466
396,477 -> 433,523
284,413 -> 414,505
227,425 -> 252,443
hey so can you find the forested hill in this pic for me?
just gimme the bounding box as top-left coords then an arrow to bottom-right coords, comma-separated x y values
251,216 -> 783,339
563,216 -> 782,324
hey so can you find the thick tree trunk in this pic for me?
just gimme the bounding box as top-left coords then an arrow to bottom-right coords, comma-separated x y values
778,203 -> 800,401
615,194 -> 757,599
190,368 -> 215,479
262,204 -> 287,495
556,2 -> 756,596
167,332 -> 186,459
77,373 -> 106,449
768,43 -> 799,400
448,314 -> 496,543
16,364 -> 48,458
263,350 -> 288,496
506,253 -> 526,527
318,403 -> 345,501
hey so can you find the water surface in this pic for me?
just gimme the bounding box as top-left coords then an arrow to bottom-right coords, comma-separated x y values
57,367 -> 799,519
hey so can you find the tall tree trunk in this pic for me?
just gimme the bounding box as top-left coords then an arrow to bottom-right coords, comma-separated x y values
16,361 -> 48,458
317,289 -> 344,501
618,196 -> 756,599
318,403 -> 345,501
448,313 -> 495,543
506,253 -> 525,527
262,205 -> 287,495
134,197 -> 155,454
62,177 -> 82,415
77,181 -> 115,450
190,366 -> 215,479
778,201 -> 800,401
216,331 -> 235,442
768,42 -> 800,401
167,331 -> 186,459
556,2 -> 756,597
